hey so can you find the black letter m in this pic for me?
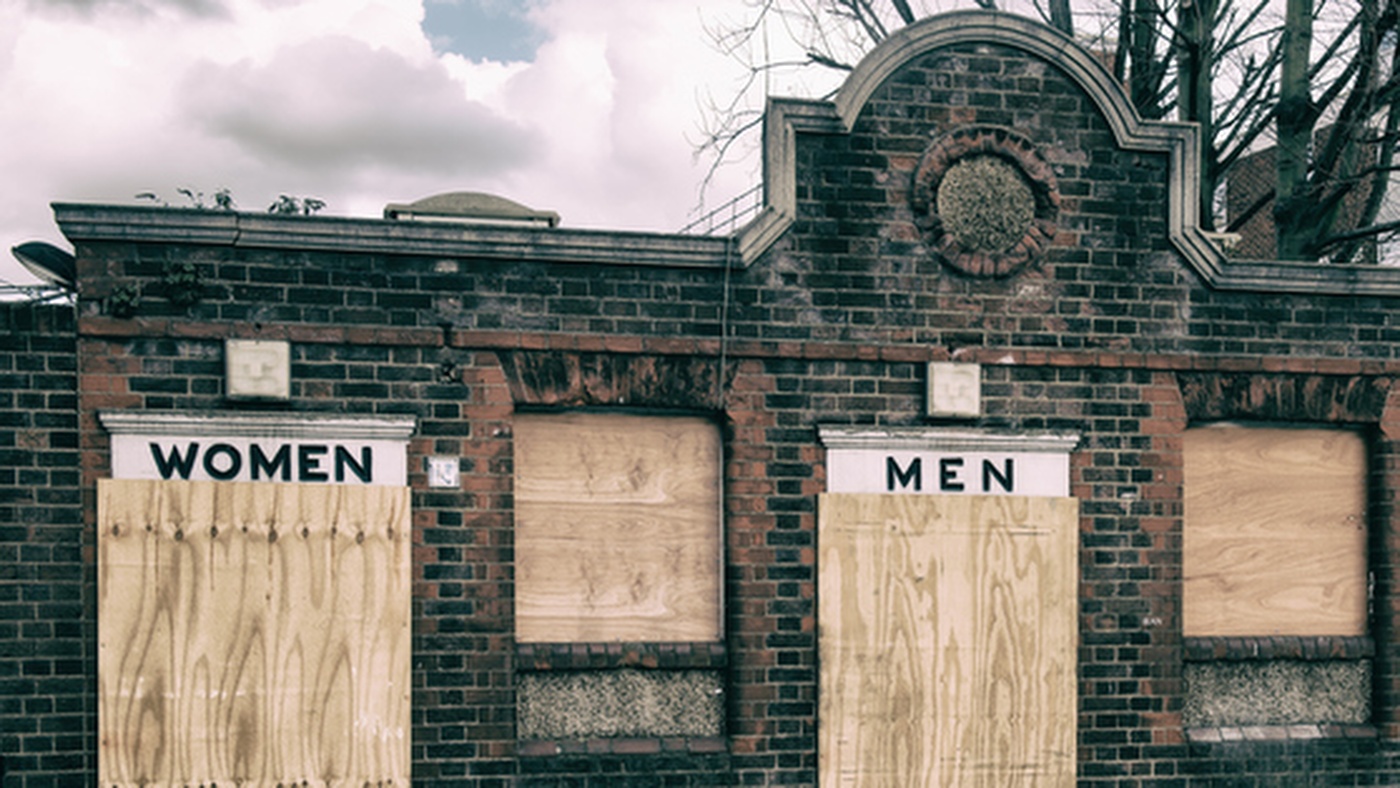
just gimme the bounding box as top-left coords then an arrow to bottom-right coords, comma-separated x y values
886,456 -> 922,491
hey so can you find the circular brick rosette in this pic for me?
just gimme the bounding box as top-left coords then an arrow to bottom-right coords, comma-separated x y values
912,125 -> 1061,277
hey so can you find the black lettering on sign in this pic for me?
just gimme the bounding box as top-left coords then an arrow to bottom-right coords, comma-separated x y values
150,442 -> 199,480
144,440 -> 377,483
939,457 -> 965,492
981,457 -> 1014,493
251,444 -> 292,481
335,446 -> 372,483
886,457 -> 922,491
298,444 -> 329,482
203,443 -> 242,481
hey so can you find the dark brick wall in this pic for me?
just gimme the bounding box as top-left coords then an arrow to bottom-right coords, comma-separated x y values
9,20 -> 1400,788
0,302 -> 87,787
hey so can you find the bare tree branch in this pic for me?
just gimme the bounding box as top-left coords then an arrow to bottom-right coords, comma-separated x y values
696,0 -> 1400,261
889,0 -> 917,25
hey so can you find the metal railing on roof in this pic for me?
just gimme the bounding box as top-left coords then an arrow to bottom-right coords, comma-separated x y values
678,185 -> 763,236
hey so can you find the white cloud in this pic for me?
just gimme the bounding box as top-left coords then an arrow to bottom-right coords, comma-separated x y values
0,0 -> 770,288
178,36 -> 538,175
466,0 -> 767,230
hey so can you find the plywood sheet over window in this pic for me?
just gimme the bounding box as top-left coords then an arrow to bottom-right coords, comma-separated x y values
819,494 -> 1078,788
1184,425 -> 1368,637
514,412 -> 721,643
98,479 -> 410,786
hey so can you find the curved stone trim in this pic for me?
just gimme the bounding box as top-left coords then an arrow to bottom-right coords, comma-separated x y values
833,12 -> 1142,140
739,10 -> 1400,296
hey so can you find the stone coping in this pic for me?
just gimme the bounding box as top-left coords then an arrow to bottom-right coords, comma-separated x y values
54,202 -> 736,270
1186,724 -> 1376,743
516,642 -> 727,672
1184,636 -> 1375,662
518,737 -> 727,757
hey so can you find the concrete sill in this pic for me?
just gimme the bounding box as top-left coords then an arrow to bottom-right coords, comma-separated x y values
1186,724 -> 1377,743
518,736 -> 728,757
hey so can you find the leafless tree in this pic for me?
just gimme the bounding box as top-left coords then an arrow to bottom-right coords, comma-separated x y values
698,0 -> 1400,263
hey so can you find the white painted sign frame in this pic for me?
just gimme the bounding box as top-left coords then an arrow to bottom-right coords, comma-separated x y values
819,426 -> 1079,497
101,411 -> 417,486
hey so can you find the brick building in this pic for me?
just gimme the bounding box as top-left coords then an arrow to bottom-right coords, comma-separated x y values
1223,126 -> 1380,263
8,10 -> 1400,786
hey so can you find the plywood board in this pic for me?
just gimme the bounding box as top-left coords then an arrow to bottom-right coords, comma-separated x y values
514,412 -> 722,643
1183,426 -> 1367,637
818,493 -> 1078,788
98,479 -> 411,786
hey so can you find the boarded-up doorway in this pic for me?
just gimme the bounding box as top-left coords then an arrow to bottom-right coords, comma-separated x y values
97,479 -> 411,786
818,494 -> 1078,787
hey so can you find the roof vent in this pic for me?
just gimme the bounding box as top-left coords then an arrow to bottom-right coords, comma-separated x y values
384,191 -> 559,228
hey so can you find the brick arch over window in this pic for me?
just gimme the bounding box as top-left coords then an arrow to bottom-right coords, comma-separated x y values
1173,370 -> 1400,740
1178,373 -> 1393,423
497,350 -> 722,410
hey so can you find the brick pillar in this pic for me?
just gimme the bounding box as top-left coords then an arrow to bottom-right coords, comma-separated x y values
1139,370 -> 1187,745
724,358 -> 818,784
412,349 -> 517,777
0,303 -> 87,785
1374,385 -> 1400,740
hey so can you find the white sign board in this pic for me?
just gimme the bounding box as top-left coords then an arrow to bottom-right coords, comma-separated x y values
112,435 -> 407,485
102,412 -> 416,486
820,426 -> 1078,497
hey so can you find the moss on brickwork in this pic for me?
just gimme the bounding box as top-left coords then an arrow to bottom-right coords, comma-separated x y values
517,669 -> 724,739
1184,660 -> 1372,727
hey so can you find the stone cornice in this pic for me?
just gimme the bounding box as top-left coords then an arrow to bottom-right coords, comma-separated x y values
818,425 -> 1081,454
54,203 -> 736,271
98,410 -> 417,440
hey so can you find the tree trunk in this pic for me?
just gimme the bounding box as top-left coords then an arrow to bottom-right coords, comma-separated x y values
1178,0 -> 1216,230
1127,0 -> 1161,117
1050,0 -> 1074,35
1275,0 -> 1315,260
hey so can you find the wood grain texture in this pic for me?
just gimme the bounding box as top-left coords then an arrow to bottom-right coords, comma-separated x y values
514,412 -> 722,643
98,479 -> 411,786
1183,426 -> 1368,637
818,494 -> 1078,788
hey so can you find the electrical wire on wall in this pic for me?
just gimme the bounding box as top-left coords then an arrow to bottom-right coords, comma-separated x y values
715,236 -> 735,413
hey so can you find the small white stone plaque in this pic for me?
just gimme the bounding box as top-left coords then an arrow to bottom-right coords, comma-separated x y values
928,361 -> 981,418
427,456 -> 459,488
226,339 -> 290,400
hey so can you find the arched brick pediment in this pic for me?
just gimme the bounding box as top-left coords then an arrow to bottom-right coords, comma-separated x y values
738,10 -> 1400,297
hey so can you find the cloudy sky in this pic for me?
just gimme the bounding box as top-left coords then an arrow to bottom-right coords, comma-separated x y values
1,0 -> 876,288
